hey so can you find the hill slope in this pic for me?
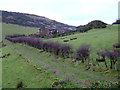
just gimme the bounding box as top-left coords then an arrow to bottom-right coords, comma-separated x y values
45,24 -> 118,52
1,10 -> 76,32
2,23 -> 118,52
2,23 -> 118,88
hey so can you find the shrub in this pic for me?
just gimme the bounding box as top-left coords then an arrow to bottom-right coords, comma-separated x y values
97,50 -> 106,59
76,44 -> 91,63
51,42 -> 61,56
52,79 -> 67,88
89,80 -> 120,88
96,49 -> 120,70
5,34 -> 72,58
59,44 -> 72,58
105,49 -> 120,70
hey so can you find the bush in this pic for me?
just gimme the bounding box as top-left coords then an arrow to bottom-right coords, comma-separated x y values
105,49 -> 120,70
59,44 -> 72,58
5,34 -> 72,58
51,42 -> 61,55
52,79 -> 67,88
89,80 -> 120,88
97,50 -> 106,59
76,44 -> 91,63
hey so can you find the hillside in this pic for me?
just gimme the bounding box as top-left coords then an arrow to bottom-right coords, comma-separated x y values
45,24 -> 118,51
2,23 -> 119,88
2,23 -> 118,52
1,10 -> 76,32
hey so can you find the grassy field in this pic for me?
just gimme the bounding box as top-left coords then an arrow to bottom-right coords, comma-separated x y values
2,46 -> 82,88
45,24 -> 118,51
1,23 -> 119,88
2,23 -> 39,39
44,24 -> 118,60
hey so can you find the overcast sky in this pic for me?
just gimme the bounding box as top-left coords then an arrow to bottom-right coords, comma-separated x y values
0,0 -> 119,26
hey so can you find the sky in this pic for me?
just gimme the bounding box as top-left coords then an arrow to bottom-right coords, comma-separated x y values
0,0 -> 120,26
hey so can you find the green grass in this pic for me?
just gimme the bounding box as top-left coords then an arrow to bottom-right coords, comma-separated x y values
3,40 -> 118,87
2,23 -> 39,39
2,23 -> 119,88
45,24 -> 118,51
44,24 -> 118,62
2,46 -> 80,88
2,23 -> 118,51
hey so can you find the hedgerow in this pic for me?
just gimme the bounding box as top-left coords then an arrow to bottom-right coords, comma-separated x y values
5,35 -> 72,58
76,44 -> 91,63
5,34 -> 120,70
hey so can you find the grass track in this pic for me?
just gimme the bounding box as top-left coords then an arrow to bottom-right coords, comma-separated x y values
2,45 -> 80,88
45,24 -> 118,51
2,23 -> 119,88
3,39 -> 118,87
